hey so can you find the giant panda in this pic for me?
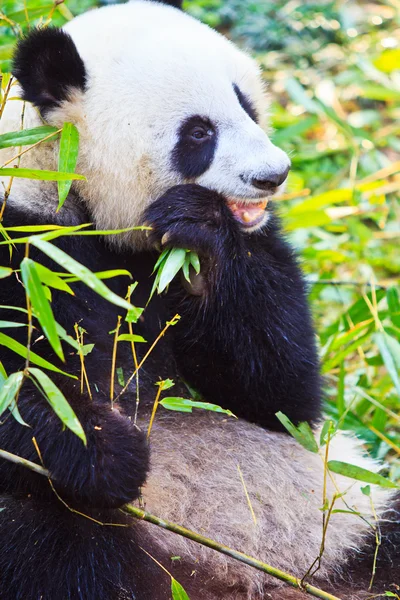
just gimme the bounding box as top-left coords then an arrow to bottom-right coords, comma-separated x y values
0,1 -> 399,599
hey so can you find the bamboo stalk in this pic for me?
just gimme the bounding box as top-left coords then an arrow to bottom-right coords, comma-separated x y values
0,447 -> 342,600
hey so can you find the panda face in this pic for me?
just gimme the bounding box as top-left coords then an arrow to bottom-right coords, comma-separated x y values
7,1 -> 290,242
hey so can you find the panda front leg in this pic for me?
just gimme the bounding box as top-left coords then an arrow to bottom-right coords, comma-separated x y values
0,382 -> 149,509
144,184 -> 322,430
0,381 -> 171,599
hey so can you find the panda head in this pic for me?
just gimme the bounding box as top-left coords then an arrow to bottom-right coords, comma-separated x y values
12,0 -> 290,242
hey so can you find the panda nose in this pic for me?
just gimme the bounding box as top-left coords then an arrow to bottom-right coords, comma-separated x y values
251,166 -> 290,190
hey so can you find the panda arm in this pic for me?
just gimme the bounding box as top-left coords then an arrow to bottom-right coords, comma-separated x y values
144,184 -> 322,430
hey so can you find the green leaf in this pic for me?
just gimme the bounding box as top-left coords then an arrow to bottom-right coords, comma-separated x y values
189,251 -> 200,274
0,332 -> 75,378
8,398 -> 30,427
158,248 -> 187,293
57,123 -> 80,210
34,263 -> 74,295
0,267 -> 12,279
0,362 -> 7,384
387,287 -> 400,328
374,331 -> 400,396
275,412 -> 319,453
0,168 -> 85,181
30,238 -> 134,315
21,258 -> 64,362
327,461 -> 399,488
361,485 -> 371,496
182,254 -> 191,283
126,306 -> 144,324
28,368 -> 86,445
156,378 -> 174,391
171,578 -> 190,600
117,334 -> 147,343
319,420 -> 335,446
160,397 -> 236,417
288,189 -> 352,215
0,371 -> 24,417
0,321 -> 26,328
0,126 -> 59,149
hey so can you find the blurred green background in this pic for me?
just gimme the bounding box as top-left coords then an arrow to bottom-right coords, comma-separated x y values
1,0 -> 400,478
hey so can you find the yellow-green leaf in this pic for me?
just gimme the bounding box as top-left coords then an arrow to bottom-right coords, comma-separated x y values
57,122 -> 80,210
0,126 -> 59,149
0,267 -> 12,279
0,332 -> 75,378
328,461 -> 399,488
275,411 -> 319,453
0,371 -> 24,417
160,397 -> 236,417
21,258 -> 64,361
30,238 -> 134,314
171,578 -> 190,600
0,168 -> 85,181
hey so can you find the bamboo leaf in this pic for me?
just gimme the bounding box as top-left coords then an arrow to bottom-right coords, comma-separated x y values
0,332 -> 75,378
28,368 -> 86,444
0,267 -> 12,279
0,168 -> 85,181
21,258 -> 64,362
0,321 -> 26,328
0,126 -> 59,149
189,251 -> 200,274
328,460 -> 399,488
117,334 -> 147,343
0,371 -> 24,417
374,331 -> 400,396
160,397 -> 236,417
158,248 -> 187,293
57,123 -> 80,210
171,578 -> 190,600
8,398 -> 30,427
387,287 -> 400,328
30,238 -> 134,315
34,263 -> 74,295
275,412 -> 319,453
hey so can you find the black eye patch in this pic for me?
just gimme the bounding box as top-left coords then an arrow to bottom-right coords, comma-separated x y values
172,116 -> 217,178
233,84 -> 258,123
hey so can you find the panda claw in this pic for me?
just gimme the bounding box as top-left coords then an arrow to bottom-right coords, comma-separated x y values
161,232 -> 171,246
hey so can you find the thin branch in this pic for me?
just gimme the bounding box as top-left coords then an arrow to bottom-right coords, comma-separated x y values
0,447 -> 342,600
308,279 -> 388,290
113,314 -> 180,404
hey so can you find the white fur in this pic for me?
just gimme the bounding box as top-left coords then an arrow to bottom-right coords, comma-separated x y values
1,0 -> 289,246
140,412 -> 393,599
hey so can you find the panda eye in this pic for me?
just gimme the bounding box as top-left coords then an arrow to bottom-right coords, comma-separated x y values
189,126 -> 213,143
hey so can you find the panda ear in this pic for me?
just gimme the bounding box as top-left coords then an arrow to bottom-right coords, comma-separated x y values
158,0 -> 183,8
12,27 -> 86,115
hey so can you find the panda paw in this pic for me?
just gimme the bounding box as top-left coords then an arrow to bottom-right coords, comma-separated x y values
46,405 -> 150,509
143,184 -> 239,257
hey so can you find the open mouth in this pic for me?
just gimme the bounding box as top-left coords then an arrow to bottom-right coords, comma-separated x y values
226,199 -> 269,228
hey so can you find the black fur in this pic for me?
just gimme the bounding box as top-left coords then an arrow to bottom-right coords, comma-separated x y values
234,84 -> 258,123
12,28 -> 86,114
144,184 -> 322,428
158,0 -> 183,8
172,116 -> 218,178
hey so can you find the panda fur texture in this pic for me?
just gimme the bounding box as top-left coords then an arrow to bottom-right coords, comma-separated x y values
0,1 -> 399,598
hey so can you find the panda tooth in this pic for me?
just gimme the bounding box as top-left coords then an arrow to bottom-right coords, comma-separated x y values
243,211 -> 252,223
